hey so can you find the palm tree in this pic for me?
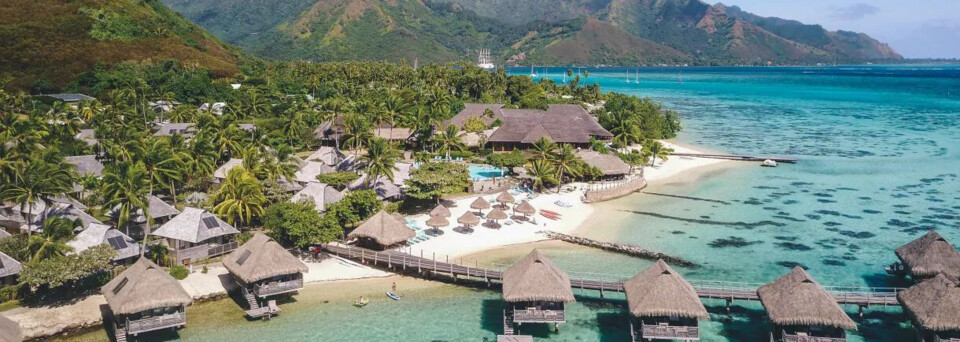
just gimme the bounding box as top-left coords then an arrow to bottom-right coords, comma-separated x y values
531,137 -> 558,162
213,166 -> 266,228
433,125 -> 465,160
26,217 -> 76,261
526,159 -> 558,192
101,162 -> 149,237
617,150 -> 648,175
1,160 -> 73,236
361,138 -> 401,184
342,114 -> 372,158
552,144 -> 583,192
139,138 -> 182,246
643,140 -> 673,166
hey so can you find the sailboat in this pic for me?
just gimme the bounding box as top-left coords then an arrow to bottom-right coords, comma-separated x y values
635,67 -> 640,83
530,65 -> 537,78
625,68 -> 631,83
476,49 -> 495,70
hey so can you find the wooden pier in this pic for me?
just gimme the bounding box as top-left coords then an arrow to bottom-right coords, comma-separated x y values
670,153 -> 798,164
323,245 -> 900,308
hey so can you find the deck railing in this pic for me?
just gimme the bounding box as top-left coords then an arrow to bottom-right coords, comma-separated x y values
783,331 -> 846,342
254,278 -> 304,297
933,336 -> 960,342
207,241 -> 239,257
512,308 -> 565,323
126,312 -> 186,335
641,324 -> 700,340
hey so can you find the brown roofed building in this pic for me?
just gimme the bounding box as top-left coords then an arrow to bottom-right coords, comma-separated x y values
347,211 -> 416,250
502,249 -> 575,333
757,267 -> 856,342
445,104 -> 506,128
224,233 -> 308,318
898,273 -> 960,341
624,260 -> 708,341
487,104 -> 612,151
102,257 -> 192,339
576,149 -> 631,179
892,230 -> 960,281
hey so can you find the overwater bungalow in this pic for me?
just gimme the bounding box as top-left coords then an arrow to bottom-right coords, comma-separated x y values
0,251 -> 22,286
347,210 -> 415,250
624,260 -> 708,341
502,249 -> 575,334
67,223 -> 140,264
576,149 -> 631,179
102,257 -> 192,340
757,267 -> 857,342
150,207 -> 240,266
0,313 -> 22,342
891,230 -> 960,281
898,273 -> 960,342
223,233 -> 308,318
107,196 -> 180,238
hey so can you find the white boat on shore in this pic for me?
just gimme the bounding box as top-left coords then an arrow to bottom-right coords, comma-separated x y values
761,159 -> 778,167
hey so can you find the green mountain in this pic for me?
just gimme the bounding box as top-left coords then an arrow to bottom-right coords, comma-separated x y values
0,0 -> 243,91
160,0 -> 901,66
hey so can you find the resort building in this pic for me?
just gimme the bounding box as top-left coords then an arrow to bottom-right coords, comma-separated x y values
448,104 -> 612,151
576,149 -> 631,179
198,102 -> 227,115
149,100 -> 179,113
75,129 -> 97,147
313,119 -> 346,143
446,104 -> 507,128
67,223 -> 140,263
502,249 -> 575,334
289,182 -> 344,214
757,267 -> 857,342
223,233 -> 308,318
0,313 -> 21,342
154,122 -> 196,137
348,176 -> 403,200
347,210 -> 415,250
2,197 -> 102,234
215,158 -> 303,192
37,93 -> 95,105
64,155 -> 105,177
0,251 -> 22,286
373,124 -> 414,142
898,273 -> 960,342
623,260 -> 708,341
107,196 -> 181,239
306,146 -> 345,166
102,257 -> 192,340
891,230 -> 960,281
294,160 -> 337,184
150,207 -> 240,266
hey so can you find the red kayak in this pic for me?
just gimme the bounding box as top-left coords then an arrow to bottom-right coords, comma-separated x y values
540,211 -> 560,220
541,210 -> 562,217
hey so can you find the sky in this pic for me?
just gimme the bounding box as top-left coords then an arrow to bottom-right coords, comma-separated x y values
717,1 -> 960,58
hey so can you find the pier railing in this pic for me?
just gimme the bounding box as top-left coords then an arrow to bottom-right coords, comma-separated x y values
254,278 -> 304,297
323,244 -> 902,306
783,331 -> 847,342
126,311 -> 186,335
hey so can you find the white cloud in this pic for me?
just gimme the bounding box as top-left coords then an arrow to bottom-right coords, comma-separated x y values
828,3 -> 880,20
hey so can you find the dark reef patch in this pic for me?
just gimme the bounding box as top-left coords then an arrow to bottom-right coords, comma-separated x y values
862,209 -> 882,214
776,242 -> 813,251
838,230 -> 876,239
774,236 -> 798,242
709,237 -> 763,248
822,259 -> 847,266
776,261 -> 809,270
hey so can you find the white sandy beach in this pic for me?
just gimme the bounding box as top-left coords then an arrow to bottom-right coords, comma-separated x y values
638,140 -> 731,184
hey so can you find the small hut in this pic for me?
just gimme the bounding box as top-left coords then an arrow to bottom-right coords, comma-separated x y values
151,207 -> 240,265
0,251 -> 23,286
624,260 -> 708,341
514,201 -> 536,219
348,211 -> 415,250
471,197 -> 491,215
898,273 -> 960,342
425,215 -> 449,236
892,230 -> 960,281
496,191 -> 516,208
486,207 -> 508,229
224,233 -> 308,318
102,257 -> 192,339
0,313 -> 21,342
502,249 -> 575,333
457,211 -> 480,234
757,267 -> 856,342
430,204 -> 451,218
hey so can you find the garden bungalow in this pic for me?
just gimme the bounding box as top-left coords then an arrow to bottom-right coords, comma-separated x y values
107,196 -> 180,238
502,249 -> 575,333
0,251 -> 22,286
576,149 -> 631,179
154,123 -> 196,137
306,146 -> 345,167
898,273 -> 960,342
347,210 -> 415,250
102,258 -> 192,340
223,233 -> 308,318
289,182 -> 345,214
67,223 -> 140,263
150,207 -> 240,266
757,267 -> 857,342
624,260 -> 708,341
891,230 -> 960,281
64,155 -> 104,177
215,158 -> 303,192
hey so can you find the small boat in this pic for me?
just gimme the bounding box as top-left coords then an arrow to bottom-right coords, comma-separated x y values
353,298 -> 369,307
386,292 -> 402,301
761,159 -> 778,167
540,212 -> 560,220
541,209 -> 562,217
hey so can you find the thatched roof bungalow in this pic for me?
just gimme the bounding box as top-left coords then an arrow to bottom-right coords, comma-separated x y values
0,251 -> 22,286
487,105 -> 613,151
306,146 -> 345,166
348,211 -> 415,249
67,223 -> 140,262
289,182 -> 344,213
0,313 -> 21,342
107,196 -> 181,238
153,122 -> 196,137
102,257 -> 191,337
224,233 -> 308,310
898,273 -> 960,341
894,230 -> 960,281
502,249 -> 574,327
151,207 -> 240,265
757,267 -> 856,342
624,260 -> 707,341
64,155 -> 104,177
576,150 -> 630,178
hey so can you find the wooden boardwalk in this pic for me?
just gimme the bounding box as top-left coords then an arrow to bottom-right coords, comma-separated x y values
670,153 -> 798,164
323,245 -> 901,307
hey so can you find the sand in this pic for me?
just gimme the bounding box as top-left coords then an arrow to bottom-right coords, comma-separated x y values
639,140 -> 732,184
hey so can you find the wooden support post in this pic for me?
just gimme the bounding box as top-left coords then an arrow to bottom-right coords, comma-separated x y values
725,298 -> 732,313
858,305 -> 864,319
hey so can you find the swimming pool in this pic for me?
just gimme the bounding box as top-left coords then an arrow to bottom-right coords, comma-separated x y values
468,165 -> 504,180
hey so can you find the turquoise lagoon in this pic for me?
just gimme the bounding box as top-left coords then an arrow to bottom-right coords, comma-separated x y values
68,66 -> 960,341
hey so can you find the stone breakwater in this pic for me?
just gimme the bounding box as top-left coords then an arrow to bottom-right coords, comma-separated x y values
538,231 -> 698,268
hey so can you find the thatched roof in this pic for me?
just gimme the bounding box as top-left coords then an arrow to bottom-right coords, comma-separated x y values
223,233 -> 308,284
430,204 -> 451,218
445,104 -> 505,128
348,211 -> 415,247
470,197 -> 491,210
458,212 -> 480,226
64,155 -> 104,177
0,251 -> 22,279
294,161 -> 336,183
102,257 -> 192,315
290,182 -> 344,213
623,260 -> 708,319
151,207 -> 239,244
895,230 -> 960,280
514,201 -> 536,215
0,313 -> 21,342
576,150 -> 630,176
503,249 -> 575,303
213,158 -> 244,180
488,105 -> 612,144
108,196 -> 180,223
898,273 -> 960,332
306,146 -> 345,166
373,125 -> 413,141
757,267 -> 856,330
67,223 -> 140,261
496,191 -> 515,204
426,215 -> 449,228
487,207 -> 508,220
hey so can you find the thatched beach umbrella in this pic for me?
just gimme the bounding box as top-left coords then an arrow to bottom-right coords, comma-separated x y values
502,249 -> 575,303
895,230 -> 960,280
457,211 -> 480,234
757,267 -> 857,331
348,211 -> 415,248
0,313 -> 21,342
429,204 -> 451,218
486,207 -> 508,229
425,215 -> 449,236
624,259 -> 708,320
496,191 -> 515,208
898,273 -> 960,334
102,257 -> 193,316
514,200 -> 536,218
470,196 -> 491,215
223,233 -> 309,285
